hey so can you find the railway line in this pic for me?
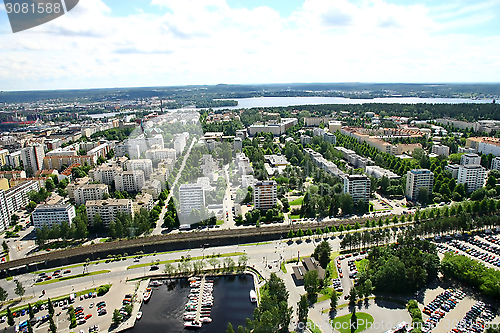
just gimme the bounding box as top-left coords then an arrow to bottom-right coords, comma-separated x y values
0,214 -> 396,271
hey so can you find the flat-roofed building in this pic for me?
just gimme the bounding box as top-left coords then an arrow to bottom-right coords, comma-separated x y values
134,193 -> 154,213
179,183 -> 205,218
458,164 -> 486,193
343,174 -> 371,203
254,180 -> 277,211
142,179 -> 161,199
444,164 -> 459,178
460,153 -> 481,166
431,144 -> 450,157
406,169 -> 434,201
114,170 -> 145,193
86,199 -> 134,227
21,144 -> 45,174
90,164 -> 122,185
125,159 -> 153,180
31,203 -> 76,229
74,184 -> 109,205
145,148 -> 176,161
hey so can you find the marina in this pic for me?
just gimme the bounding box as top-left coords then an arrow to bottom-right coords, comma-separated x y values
129,274 -> 257,333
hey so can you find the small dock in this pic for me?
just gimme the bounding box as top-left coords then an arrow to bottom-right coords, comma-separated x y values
194,275 -> 206,322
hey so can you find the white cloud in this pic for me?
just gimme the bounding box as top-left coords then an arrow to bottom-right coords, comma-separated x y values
0,0 -> 500,90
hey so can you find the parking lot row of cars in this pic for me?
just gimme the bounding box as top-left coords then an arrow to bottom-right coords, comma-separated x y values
441,239 -> 500,268
422,288 -> 465,333
36,269 -> 72,282
450,301 -> 495,333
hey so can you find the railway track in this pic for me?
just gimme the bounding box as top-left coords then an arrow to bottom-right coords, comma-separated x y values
0,214 -> 396,271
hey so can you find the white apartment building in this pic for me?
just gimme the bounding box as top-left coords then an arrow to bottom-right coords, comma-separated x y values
458,164 -> 487,193
114,170 -> 145,193
90,164 -> 122,185
343,175 -> 371,203
127,134 -> 164,155
234,138 -> 243,152
142,179 -> 161,199
329,121 -> 342,133
86,199 -> 134,227
134,193 -> 154,213
174,132 -> 189,155
67,177 -> 91,199
460,153 -> 481,166
6,150 -> 22,168
74,184 -> 109,205
179,183 -> 205,218
145,148 -> 176,161
31,203 -> 76,229
115,144 -> 140,159
365,166 -> 400,179
151,168 -> 169,190
444,164 -> 460,179
253,181 -> 278,211
431,144 -> 450,157
406,169 -> 434,201
0,181 -> 40,230
125,159 -> 153,180
491,157 -> 500,171
21,144 -> 45,174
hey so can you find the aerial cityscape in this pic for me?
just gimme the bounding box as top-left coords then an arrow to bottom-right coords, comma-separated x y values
2,1 -> 500,333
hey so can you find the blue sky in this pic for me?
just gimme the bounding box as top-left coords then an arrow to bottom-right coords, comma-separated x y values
1,0 -> 500,91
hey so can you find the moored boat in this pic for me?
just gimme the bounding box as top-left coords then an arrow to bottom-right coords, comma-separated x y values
250,290 -> 257,303
136,311 -> 142,320
184,321 -> 202,329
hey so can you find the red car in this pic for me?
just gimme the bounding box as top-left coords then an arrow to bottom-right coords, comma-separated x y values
84,314 -> 92,320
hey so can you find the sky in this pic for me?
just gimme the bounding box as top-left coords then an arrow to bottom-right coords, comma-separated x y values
1,0 -> 500,91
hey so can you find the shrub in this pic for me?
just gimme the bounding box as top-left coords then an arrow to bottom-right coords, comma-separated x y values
97,284 -> 111,296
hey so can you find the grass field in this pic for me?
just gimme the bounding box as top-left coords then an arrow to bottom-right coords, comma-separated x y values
289,197 -> 304,206
280,262 -> 287,273
307,319 -> 323,333
34,270 -> 111,285
289,215 -> 301,219
126,252 -> 245,269
355,258 -> 369,273
330,312 -> 374,333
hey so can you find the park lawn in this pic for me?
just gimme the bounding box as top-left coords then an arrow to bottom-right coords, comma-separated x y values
280,262 -> 287,273
34,270 -> 111,285
241,242 -> 271,247
216,220 -> 224,225
307,319 -> 323,333
289,197 -> 304,206
326,252 -> 340,280
289,215 -> 301,219
355,259 -> 369,273
330,312 -> 374,333
126,252 -> 245,269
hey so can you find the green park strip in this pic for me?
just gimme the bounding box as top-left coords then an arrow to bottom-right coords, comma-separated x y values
34,270 -> 111,285
0,284 -> 111,316
126,252 -> 245,269
307,319 -> 323,333
280,262 -> 287,273
289,197 -> 304,206
240,241 -> 271,247
329,312 -> 374,333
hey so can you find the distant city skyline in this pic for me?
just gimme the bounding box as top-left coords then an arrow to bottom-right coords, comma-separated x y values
1,0 -> 500,91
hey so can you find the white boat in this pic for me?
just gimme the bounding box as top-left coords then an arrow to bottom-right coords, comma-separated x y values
188,277 -> 200,282
200,317 -> 212,323
136,312 -> 142,320
184,321 -> 202,328
143,288 -> 152,302
150,281 -> 161,287
250,290 -> 257,303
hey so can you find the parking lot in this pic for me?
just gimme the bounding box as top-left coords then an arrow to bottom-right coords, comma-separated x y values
419,282 -> 500,333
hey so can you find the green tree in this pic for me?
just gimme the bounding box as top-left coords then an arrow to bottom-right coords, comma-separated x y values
237,326 -> 245,333
304,270 -> 319,302
47,298 -> 54,316
27,318 -> 33,333
112,309 -> 122,324
297,294 -> 309,324
330,290 -> 338,311
417,187 -> 429,205
14,280 -> 25,298
7,307 -> 14,326
227,322 -> 235,333
2,240 -> 8,253
45,178 -> 55,192
312,241 -> 332,269
350,308 -> 358,332
49,315 -> 57,333
0,286 -> 8,303
28,303 -> 34,319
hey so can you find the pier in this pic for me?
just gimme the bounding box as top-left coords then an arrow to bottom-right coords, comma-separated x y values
194,275 -> 206,323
